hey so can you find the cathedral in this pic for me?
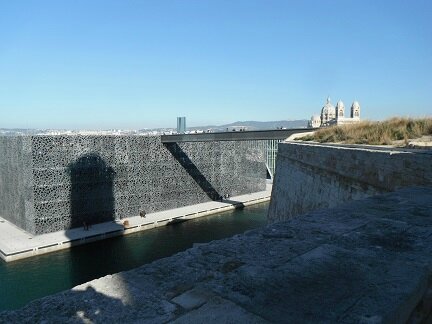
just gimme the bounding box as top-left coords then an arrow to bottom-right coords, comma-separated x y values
308,97 -> 361,128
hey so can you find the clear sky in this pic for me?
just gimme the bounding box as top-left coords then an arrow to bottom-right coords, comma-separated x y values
0,0 -> 431,129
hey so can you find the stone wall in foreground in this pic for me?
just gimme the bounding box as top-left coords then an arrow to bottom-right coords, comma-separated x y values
1,187 -> 431,322
268,142 -> 432,222
0,135 -> 266,234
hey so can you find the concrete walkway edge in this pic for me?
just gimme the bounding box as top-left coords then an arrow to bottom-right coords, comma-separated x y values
0,185 -> 272,262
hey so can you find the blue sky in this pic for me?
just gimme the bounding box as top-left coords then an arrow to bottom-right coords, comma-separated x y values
0,0 -> 431,129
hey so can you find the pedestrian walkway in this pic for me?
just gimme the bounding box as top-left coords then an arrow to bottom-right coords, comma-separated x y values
0,184 -> 272,262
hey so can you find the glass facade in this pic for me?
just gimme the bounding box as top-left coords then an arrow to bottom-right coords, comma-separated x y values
245,139 -> 282,178
177,117 -> 186,133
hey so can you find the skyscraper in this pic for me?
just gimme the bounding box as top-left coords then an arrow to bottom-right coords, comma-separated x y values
177,117 -> 186,133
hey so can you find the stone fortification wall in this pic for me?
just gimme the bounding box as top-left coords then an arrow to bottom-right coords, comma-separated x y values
0,135 -> 266,235
1,187 -> 431,322
268,142 -> 432,222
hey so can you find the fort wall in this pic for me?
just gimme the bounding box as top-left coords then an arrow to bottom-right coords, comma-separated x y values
0,135 -> 266,235
2,187 -> 431,322
268,141 -> 432,222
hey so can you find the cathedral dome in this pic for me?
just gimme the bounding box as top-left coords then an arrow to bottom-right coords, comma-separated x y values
311,115 -> 320,121
321,97 -> 335,116
309,114 -> 321,128
313,96 -> 361,127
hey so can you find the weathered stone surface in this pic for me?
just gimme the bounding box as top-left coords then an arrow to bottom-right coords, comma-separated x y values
171,289 -> 212,310
172,296 -> 268,323
268,142 -> 432,222
1,187 -> 431,323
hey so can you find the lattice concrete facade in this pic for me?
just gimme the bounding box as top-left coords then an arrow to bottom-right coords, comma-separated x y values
0,135 -> 266,235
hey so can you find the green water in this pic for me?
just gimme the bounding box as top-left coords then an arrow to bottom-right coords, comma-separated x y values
0,203 -> 268,311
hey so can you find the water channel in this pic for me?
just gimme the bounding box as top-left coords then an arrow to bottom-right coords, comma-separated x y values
0,202 -> 269,311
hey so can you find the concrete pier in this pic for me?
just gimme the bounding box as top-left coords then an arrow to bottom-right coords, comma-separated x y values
0,185 -> 271,262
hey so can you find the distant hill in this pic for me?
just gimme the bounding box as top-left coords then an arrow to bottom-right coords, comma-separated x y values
221,120 -> 308,130
189,120 -> 308,131
1,119 -> 309,135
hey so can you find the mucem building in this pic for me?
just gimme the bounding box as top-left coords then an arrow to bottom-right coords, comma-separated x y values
0,135 -> 266,235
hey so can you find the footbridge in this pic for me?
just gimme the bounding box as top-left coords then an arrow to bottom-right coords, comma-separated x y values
160,128 -> 311,143
162,128 -> 311,179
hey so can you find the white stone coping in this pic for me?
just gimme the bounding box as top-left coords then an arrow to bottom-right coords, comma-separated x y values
281,140 -> 432,155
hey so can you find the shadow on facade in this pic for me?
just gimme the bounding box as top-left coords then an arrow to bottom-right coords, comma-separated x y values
164,143 -> 221,201
164,143 -> 245,208
68,153 -> 116,229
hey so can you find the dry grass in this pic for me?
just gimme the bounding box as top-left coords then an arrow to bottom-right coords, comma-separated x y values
301,117 -> 432,145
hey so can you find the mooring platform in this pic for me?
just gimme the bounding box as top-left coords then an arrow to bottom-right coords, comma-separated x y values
0,185 -> 272,262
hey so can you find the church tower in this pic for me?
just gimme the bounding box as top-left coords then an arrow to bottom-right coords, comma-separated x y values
351,101 -> 360,119
336,100 -> 345,119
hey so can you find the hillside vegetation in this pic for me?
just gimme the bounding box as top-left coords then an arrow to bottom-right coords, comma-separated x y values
302,117 -> 432,145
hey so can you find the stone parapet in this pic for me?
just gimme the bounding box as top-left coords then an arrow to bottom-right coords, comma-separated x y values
1,187 -> 431,322
268,142 -> 432,222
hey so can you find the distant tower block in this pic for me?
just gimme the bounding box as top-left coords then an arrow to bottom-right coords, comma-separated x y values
177,117 -> 186,133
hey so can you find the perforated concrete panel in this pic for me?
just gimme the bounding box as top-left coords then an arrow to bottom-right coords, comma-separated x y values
0,135 -> 266,235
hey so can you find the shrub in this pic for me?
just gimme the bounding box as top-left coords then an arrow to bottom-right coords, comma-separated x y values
303,117 -> 432,145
